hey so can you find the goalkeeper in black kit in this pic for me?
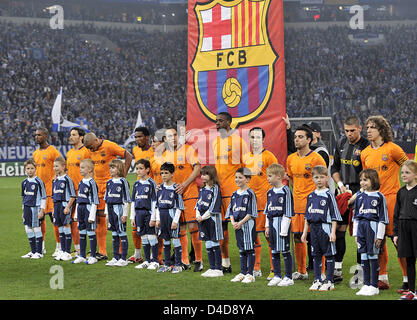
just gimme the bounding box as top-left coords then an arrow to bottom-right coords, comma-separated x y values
330,116 -> 369,283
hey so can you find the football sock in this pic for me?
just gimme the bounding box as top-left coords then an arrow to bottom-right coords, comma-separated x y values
79,231 -> 87,258
220,224 -> 229,259
283,251 -> 293,279
179,229 -> 189,265
133,230 -> 142,250
59,227 -> 66,253
313,256 -> 322,281
378,242 -> 388,278
295,242 -> 307,274
148,235 -> 158,262
64,226 -> 72,254
35,231 -> 43,254
254,235 -> 262,271
71,221 -> 79,246
112,234 -> 120,260
247,249 -> 255,276
206,245 -> 215,270
142,236 -> 151,262
163,241 -> 171,266
40,219 -> 46,240
53,225 -> 61,244
120,235 -> 128,260
272,252 -> 281,278
87,231 -> 97,258
406,257 -> 416,293
29,236 -> 36,254
158,238 -> 164,262
369,256 -> 379,288
361,255 -> 370,286
326,255 -> 335,283
189,227 -> 203,262
307,233 -> 313,269
25,226 -> 35,253
96,215 -> 107,256
239,250 -> 248,275
213,245 -> 222,270
321,256 -> 326,276
173,239 -> 182,267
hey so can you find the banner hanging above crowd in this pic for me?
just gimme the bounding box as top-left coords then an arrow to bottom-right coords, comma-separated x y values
187,0 -> 287,166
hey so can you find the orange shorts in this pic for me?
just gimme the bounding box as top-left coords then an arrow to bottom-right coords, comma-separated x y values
291,213 -> 305,234
180,198 -> 198,224
384,193 -> 397,237
255,211 -> 266,232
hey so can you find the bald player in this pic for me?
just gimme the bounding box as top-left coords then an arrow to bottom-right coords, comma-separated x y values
83,132 -> 133,260
162,128 -> 202,271
361,115 -> 409,290
66,127 -> 89,256
286,126 -> 326,280
212,112 -> 249,273
243,127 -> 278,278
33,127 -> 62,255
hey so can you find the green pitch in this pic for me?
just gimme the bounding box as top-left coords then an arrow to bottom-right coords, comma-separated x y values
0,175 -> 404,300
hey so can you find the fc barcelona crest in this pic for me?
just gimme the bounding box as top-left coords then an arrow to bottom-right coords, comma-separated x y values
191,0 -> 277,128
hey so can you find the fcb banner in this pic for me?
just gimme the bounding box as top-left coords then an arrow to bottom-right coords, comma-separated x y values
187,0 -> 287,167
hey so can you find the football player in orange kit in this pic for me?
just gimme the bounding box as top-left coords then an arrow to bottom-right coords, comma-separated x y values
33,127 -> 62,256
361,115 -> 409,290
66,127 -> 89,256
83,132 -> 133,261
243,127 -> 278,279
128,126 -> 154,264
286,126 -> 326,280
162,128 -> 203,271
212,112 -> 249,273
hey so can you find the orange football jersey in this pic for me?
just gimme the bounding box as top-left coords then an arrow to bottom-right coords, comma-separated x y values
33,145 -> 62,196
361,142 -> 408,196
151,154 -> 163,185
286,150 -> 326,213
85,139 -> 127,185
243,149 -> 278,211
66,146 -> 89,191
212,132 -> 249,199
162,144 -> 200,200
132,145 -> 155,180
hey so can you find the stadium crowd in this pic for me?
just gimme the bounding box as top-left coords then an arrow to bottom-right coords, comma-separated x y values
0,19 -> 416,148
